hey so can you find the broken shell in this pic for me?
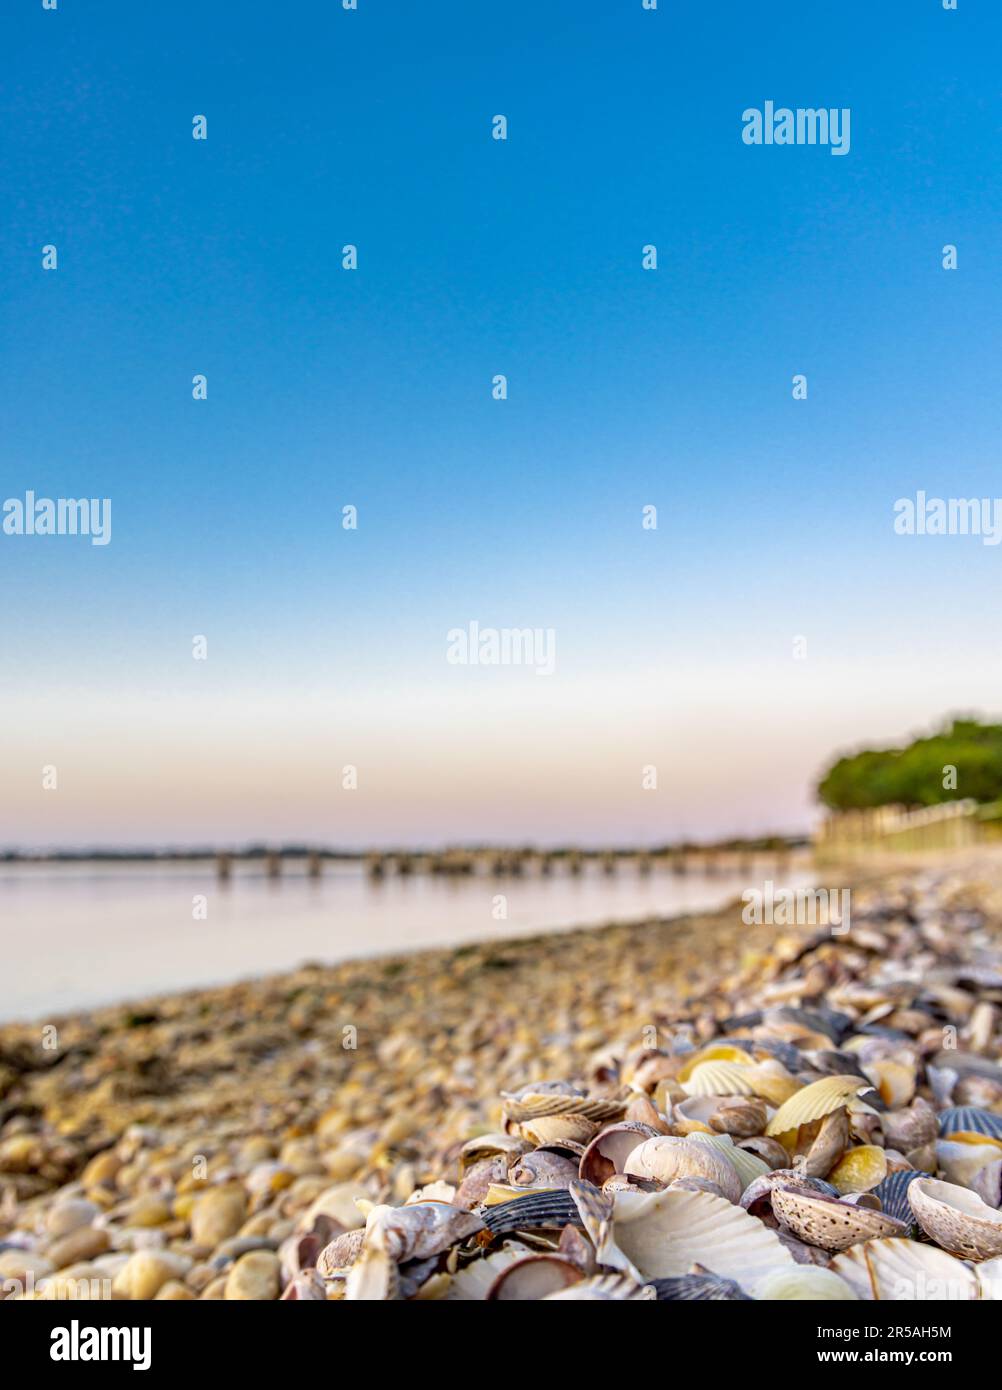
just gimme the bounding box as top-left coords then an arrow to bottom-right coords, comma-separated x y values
771,1186 -> 909,1252
624,1135 -> 741,1203
828,1145 -> 888,1195
766,1076 -> 880,1138
829,1236 -> 979,1300
611,1186 -> 794,1290
366,1202 -> 484,1262
507,1150 -> 579,1189
486,1254 -> 583,1300
671,1097 -> 718,1135
578,1123 -> 658,1187
908,1177 -> 1002,1261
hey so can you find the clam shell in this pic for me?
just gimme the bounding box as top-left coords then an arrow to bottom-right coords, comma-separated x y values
938,1107 -> 1002,1141
828,1145 -> 888,1195
507,1151 -> 579,1189
481,1189 -> 582,1235
908,1177 -> 1002,1261
754,1267 -> 859,1300
708,1096 -> 768,1138
611,1186 -> 794,1290
486,1253 -> 584,1300
624,1135 -> 741,1203
829,1236 -> 979,1300
366,1201 -> 484,1262
649,1270 -> 752,1301
766,1076 -> 880,1138
771,1186 -> 909,1251
737,1135 -> 790,1169
543,1273 -> 656,1300
671,1096 -> 718,1135
578,1123 -> 658,1187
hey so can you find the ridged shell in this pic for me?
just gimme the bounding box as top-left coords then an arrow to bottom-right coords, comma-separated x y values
828,1145 -> 888,1195
975,1255 -> 1002,1300
501,1093 -> 626,1123
829,1236 -> 979,1300
938,1107 -> 1002,1140
872,1170 -> 932,1229
676,1045 -> 754,1083
481,1189 -> 582,1235
681,1061 -> 759,1098
624,1135 -> 741,1203
766,1076 -> 879,1138
908,1177 -> 1002,1261
543,1273 -> 656,1301
649,1271 -> 751,1301
754,1267 -> 859,1300
611,1186 -> 794,1290
771,1186 -> 909,1252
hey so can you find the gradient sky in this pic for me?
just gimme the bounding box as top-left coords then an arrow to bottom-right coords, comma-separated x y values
2,1 -> 1001,849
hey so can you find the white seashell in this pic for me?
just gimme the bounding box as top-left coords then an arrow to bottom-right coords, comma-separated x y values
829,1237 -> 979,1301
611,1186 -> 794,1291
908,1177 -> 1002,1261
754,1266 -> 859,1300
624,1135 -> 741,1203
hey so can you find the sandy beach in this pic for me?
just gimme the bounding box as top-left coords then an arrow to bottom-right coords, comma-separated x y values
3,853 -> 1002,1301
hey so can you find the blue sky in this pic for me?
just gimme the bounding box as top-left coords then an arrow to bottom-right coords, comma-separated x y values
2,1 -> 1001,847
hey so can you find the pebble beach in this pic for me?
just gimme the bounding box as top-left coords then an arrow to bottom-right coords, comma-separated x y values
3,857 -> 1002,1301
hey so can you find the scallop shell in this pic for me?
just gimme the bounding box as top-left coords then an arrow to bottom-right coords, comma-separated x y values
680,1061 -> 759,1098
938,1107 -> 1002,1141
501,1091 -> 626,1123
766,1076 -> 880,1138
649,1270 -> 752,1300
676,1044 -> 754,1083
578,1123 -> 658,1187
480,1189 -> 582,1235
771,1186 -> 909,1251
611,1186 -> 794,1290
872,1169 -> 932,1229
908,1177 -> 1002,1261
624,1135 -> 741,1203
828,1145 -> 888,1195
975,1255 -> 1002,1301
754,1267 -> 859,1300
486,1254 -> 584,1300
829,1236 -> 979,1300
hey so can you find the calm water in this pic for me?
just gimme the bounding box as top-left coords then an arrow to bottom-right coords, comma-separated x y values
0,859 -> 815,1020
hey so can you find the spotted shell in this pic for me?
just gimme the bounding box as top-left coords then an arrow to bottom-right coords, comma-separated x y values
771,1186 -> 909,1252
908,1177 -> 1002,1261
